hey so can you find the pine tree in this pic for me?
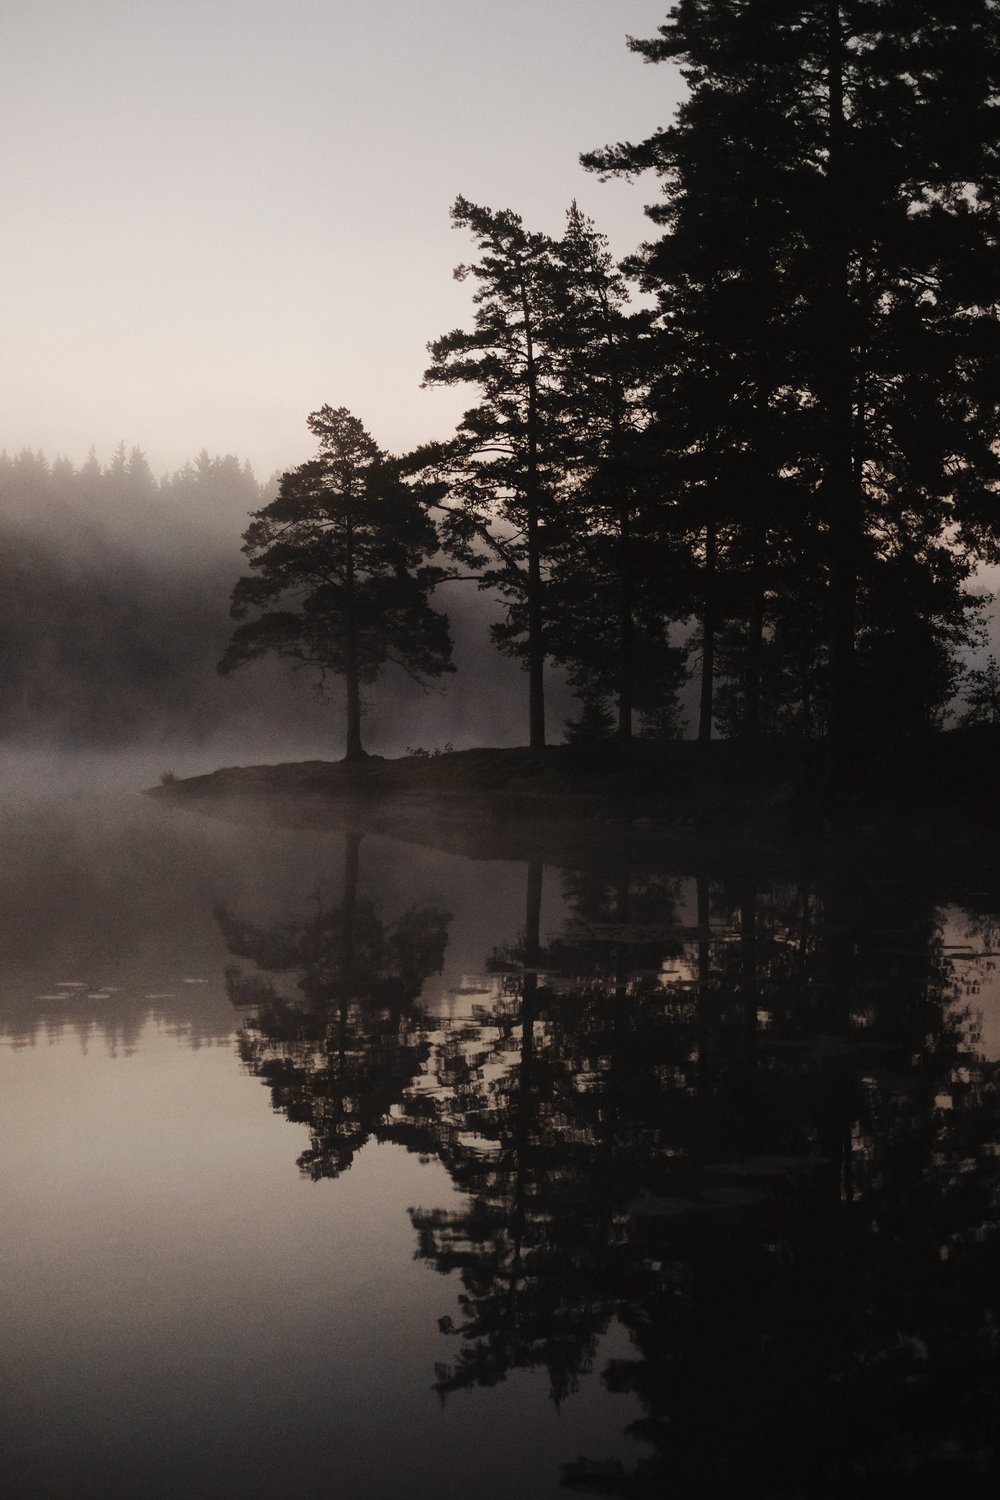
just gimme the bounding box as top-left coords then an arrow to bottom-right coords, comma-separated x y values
414,197 -> 569,749
543,205 -> 688,742
960,655 -> 1000,729
586,0 -> 1000,768
219,407 -> 454,760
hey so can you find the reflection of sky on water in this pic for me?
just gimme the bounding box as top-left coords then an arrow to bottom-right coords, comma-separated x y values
0,1013 -> 635,1500
3,768 -> 1000,1496
941,905 -> 1000,1060
0,783 -> 552,1052
0,781 -> 636,1497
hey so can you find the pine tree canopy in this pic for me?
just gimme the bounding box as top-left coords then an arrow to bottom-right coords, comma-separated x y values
220,407 -> 454,759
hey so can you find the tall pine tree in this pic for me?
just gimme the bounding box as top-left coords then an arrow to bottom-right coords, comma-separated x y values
587,1 -> 1000,765
220,407 -> 454,761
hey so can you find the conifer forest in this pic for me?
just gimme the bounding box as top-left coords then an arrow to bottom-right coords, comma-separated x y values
6,3 -> 1000,770
6,8 -> 1000,1500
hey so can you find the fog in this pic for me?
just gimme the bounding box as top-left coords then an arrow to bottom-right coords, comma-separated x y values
0,747 -> 562,1064
0,446 -> 578,761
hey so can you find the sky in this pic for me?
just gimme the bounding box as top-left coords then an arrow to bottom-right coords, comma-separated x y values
1,0 -> 683,482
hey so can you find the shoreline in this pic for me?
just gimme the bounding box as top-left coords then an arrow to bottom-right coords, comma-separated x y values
146,735 -> 1000,881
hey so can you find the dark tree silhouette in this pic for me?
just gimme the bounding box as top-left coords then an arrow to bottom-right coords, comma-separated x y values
218,832 -> 451,1179
220,406 -> 454,760
960,654 -> 1000,729
560,866 -> 1000,1496
586,0 -> 1000,769
541,206 -> 687,743
213,819 -> 1000,1493
413,198 -> 573,750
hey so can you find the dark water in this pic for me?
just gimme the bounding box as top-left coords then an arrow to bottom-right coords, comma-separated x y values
2,765 -> 999,1497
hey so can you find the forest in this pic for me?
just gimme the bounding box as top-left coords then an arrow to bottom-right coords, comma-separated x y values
4,2 -> 1000,773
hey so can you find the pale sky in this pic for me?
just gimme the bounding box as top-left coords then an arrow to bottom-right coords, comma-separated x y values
1,0 -> 682,481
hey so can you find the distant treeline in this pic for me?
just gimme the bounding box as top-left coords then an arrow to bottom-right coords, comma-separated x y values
0,445 -> 536,749
0,446 -> 269,744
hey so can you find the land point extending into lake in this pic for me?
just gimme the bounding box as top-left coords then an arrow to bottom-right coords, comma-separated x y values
149,727 -> 1000,874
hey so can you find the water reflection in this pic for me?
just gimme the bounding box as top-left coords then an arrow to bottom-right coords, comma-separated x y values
223,842 -> 1000,1492
5,783 -> 999,1495
218,832 -> 451,1178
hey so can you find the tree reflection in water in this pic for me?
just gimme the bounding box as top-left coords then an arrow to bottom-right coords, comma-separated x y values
216,831 -> 450,1179
221,840 -> 1000,1492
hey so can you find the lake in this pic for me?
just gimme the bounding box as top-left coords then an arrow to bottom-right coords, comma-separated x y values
2,759 -> 999,1497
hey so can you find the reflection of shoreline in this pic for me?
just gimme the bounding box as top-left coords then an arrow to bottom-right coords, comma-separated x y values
150,738 -> 1000,880
5,783 -> 1000,1495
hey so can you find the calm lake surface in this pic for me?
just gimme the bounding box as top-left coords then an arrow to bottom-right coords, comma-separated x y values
2,758 -> 999,1497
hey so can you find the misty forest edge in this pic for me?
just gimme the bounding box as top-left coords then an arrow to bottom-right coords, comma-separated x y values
9,3 -> 1000,798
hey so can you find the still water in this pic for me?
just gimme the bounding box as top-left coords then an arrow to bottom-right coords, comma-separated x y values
2,764 -> 999,1497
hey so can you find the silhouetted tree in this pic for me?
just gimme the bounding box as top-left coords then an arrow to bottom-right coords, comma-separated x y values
412,199 -> 571,749
561,865 -> 1000,1497
219,832 -> 451,1178
960,654 -> 1000,729
219,406 -> 454,760
542,206 -> 688,742
586,0 -> 1000,769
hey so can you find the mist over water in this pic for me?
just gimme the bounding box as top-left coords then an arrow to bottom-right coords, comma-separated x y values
0,527 -> 573,763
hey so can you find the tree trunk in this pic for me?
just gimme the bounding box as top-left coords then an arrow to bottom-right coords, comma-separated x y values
742,526 -> 765,752
336,831 -> 362,1060
617,536 -> 634,742
508,855 -> 543,1323
526,515 -> 546,750
743,370 -> 770,752
738,877 -> 760,1147
342,515 -> 366,761
524,855 -> 543,966
340,830 -> 361,992
521,277 -> 546,751
826,0 -> 859,783
616,467 -> 634,743
821,860 -> 856,1204
698,521 -> 717,746
344,659 -> 365,761
342,830 -> 361,913
613,868 -> 631,1000
696,871 -> 713,1131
